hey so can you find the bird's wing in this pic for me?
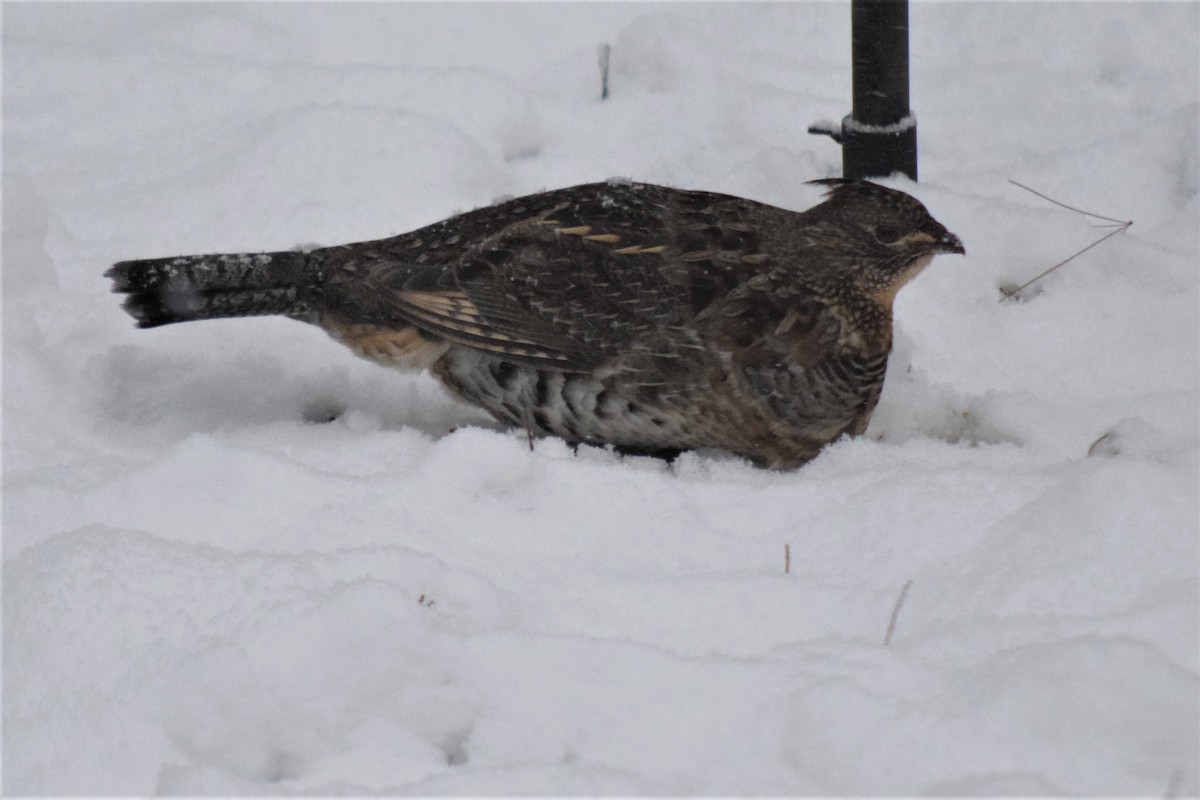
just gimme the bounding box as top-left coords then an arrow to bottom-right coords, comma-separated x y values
705,287 -> 891,440
360,260 -> 600,369
359,183 -> 777,371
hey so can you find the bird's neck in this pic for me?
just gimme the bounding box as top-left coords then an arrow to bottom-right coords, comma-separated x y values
868,253 -> 934,309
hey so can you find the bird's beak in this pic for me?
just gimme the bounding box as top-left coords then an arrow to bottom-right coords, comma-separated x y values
937,231 -> 965,255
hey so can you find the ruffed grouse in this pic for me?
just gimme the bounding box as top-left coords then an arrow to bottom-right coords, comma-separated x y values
107,178 -> 964,468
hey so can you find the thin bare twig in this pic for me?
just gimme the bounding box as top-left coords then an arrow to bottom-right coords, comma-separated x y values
598,43 -> 612,101
1001,181 -> 1132,300
1001,224 -> 1130,299
1008,180 -> 1130,225
522,408 -> 535,452
884,579 -> 914,646
784,543 -> 790,574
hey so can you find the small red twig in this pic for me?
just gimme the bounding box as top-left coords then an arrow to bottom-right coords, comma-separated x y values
784,543 -> 791,574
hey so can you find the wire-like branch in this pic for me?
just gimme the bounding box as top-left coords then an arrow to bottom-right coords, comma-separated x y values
1008,180 -> 1131,226
1002,182 -> 1133,300
1001,224 -> 1131,299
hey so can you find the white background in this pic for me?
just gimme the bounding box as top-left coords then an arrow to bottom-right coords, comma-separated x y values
4,3 -> 1197,794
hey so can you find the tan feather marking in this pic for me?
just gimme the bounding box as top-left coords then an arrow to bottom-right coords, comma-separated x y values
534,202 -> 571,226
741,253 -> 770,264
556,225 -> 593,236
681,250 -> 715,262
775,309 -> 802,336
401,290 -> 481,323
395,293 -> 571,361
613,244 -> 668,255
400,302 -> 490,338
319,316 -> 450,370
585,233 -> 622,243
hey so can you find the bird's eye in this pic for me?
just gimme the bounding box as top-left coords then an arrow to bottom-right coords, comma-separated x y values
873,226 -> 901,244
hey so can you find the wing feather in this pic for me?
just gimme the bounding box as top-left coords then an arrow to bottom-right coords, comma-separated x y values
384,289 -> 584,367
321,182 -> 777,371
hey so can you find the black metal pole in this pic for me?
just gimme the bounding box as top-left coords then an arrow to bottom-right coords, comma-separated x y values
845,0 -> 916,180
808,0 -> 918,181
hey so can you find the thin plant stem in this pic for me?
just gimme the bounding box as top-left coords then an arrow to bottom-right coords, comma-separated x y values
1002,181 -> 1133,299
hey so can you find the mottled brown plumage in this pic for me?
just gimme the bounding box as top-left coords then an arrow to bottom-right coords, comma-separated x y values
107,179 -> 963,468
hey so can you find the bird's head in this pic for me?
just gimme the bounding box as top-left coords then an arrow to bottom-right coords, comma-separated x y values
807,178 -> 965,305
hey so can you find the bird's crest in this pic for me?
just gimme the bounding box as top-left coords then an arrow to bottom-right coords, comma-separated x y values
807,177 -> 888,199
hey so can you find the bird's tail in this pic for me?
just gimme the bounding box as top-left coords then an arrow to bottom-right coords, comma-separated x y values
106,250 -> 317,328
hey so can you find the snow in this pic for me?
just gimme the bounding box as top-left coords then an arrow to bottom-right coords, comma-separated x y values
3,2 -> 1198,795
842,114 -> 917,135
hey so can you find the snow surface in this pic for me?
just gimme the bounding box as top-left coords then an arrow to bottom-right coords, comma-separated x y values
3,3 -> 1198,795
